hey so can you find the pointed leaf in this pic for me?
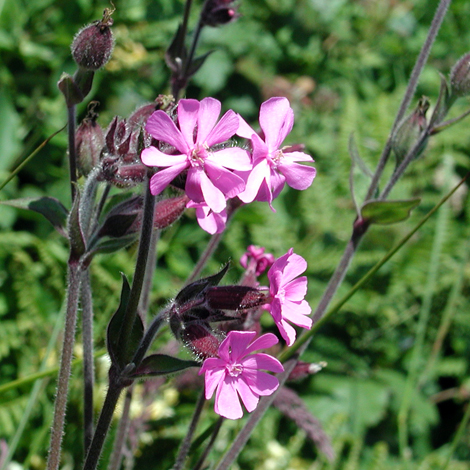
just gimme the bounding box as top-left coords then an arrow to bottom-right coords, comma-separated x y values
188,50 -> 215,78
0,197 -> 68,236
361,198 -> 421,225
430,74 -> 451,127
165,23 -> 186,73
131,354 -> 200,378
107,274 -> 144,369
348,133 -> 373,178
175,263 -> 230,305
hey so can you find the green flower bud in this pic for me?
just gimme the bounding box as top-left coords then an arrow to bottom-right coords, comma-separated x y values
450,52 -> 470,98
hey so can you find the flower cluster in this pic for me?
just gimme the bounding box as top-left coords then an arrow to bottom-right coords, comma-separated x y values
141,96 -> 315,233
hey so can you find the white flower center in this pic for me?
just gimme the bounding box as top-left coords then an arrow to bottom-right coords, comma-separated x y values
227,363 -> 243,377
190,143 -> 210,167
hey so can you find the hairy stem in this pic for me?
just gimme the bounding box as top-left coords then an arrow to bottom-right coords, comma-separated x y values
193,417 -> 224,470
365,0 -> 452,201
67,105 -> 78,202
47,262 -> 82,470
172,390 -> 207,470
81,270 -> 95,455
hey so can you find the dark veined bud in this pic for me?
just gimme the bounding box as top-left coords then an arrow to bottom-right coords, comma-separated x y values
391,96 -> 429,166
180,322 -> 223,360
288,361 -> 327,381
200,0 -> 240,27
450,52 -> 470,98
71,6 -> 115,71
76,101 -> 105,176
204,286 -> 268,311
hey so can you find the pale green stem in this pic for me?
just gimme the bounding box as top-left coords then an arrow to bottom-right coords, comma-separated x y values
397,158 -> 451,460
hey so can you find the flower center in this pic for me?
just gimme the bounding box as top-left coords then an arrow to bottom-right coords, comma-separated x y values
190,143 -> 210,167
272,149 -> 284,165
227,363 -> 243,377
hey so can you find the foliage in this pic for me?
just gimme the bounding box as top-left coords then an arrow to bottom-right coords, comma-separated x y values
1,0 -> 470,469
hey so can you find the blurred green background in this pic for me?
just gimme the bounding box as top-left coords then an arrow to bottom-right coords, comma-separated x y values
1,0 -> 470,468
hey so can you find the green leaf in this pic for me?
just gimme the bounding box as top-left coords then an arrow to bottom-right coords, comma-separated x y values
361,198 -> 421,225
68,191 -> 86,262
0,197 -> 68,236
131,354 -> 200,378
107,274 -> 144,370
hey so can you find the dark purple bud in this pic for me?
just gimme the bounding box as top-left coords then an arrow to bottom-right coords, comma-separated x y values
154,194 -> 189,229
71,7 -> 115,71
180,323 -> 223,360
201,0 -> 240,27
205,286 -> 267,311
76,102 -> 105,176
450,52 -> 470,98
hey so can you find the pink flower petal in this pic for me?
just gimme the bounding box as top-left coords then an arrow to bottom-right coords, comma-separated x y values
196,97 -> 221,143
205,109 -> 239,147
281,252 -> 307,284
202,366 -> 226,399
275,318 -> 297,346
185,167 -> 205,203
236,377 -> 259,412
237,159 -> 270,203
277,161 -> 316,191
282,300 -> 312,328
241,353 -> 284,373
215,377 -> 243,419
148,161 -> 189,196
204,160 -> 245,198
242,369 -> 280,395
177,99 -> 199,147
219,330 -> 257,362
212,147 -> 252,171
283,151 -> 315,163
141,147 -> 188,167
237,115 -> 257,140
259,97 -> 293,150
199,170 -> 227,213
195,206 -> 227,234
283,276 -> 308,301
146,110 -> 189,154
244,333 -> 279,355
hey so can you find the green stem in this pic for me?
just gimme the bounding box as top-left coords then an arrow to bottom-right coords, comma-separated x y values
279,170 -> 470,364
0,125 -> 66,193
47,262 -> 83,470
442,398 -> 470,470
68,105 -> 78,202
397,158 -> 451,460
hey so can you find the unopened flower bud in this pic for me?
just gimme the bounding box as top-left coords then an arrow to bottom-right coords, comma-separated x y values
391,96 -> 429,166
288,361 -> 327,381
71,7 -> 115,71
200,0 -> 240,27
240,245 -> 275,277
180,323 -> 223,360
450,52 -> 470,98
205,286 -> 267,311
76,102 -> 105,176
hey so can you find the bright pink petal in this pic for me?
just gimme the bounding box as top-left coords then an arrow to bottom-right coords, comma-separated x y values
237,159 -> 270,203
195,206 -> 227,234
141,147 -> 188,167
202,366 -> 226,399
177,99 -> 199,147
199,170 -> 227,213
148,162 -> 189,195
284,276 -> 308,301
237,115 -> 257,140
280,253 -> 307,284
242,369 -> 280,395
282,300 -> 312,328
259,97 -> 293,150
146,110 -> 189,154
220,330 -> 257,362
244,333 -> 279,355
277,161 -> 316,191
204,160 -> 245,198
185,167 -> 205,203
205,109 -> 239,147
196,97 -> 221,143
241,353 -> 284,373
199,357 -> 225,374
270,169 -> 286,200
275,318 -> 297,346
235,377 -> 259,412
212,147 -> 252,171
215,377 -> 243,419
282,151 -> 315,163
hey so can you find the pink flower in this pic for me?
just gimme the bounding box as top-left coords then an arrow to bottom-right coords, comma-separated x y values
199,330 -> 284,419
240,245 -> 275,276
186,200 -> 227,234
236,97 -> 316,207
265,248 -> 312,346
141,98 -> 251,213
